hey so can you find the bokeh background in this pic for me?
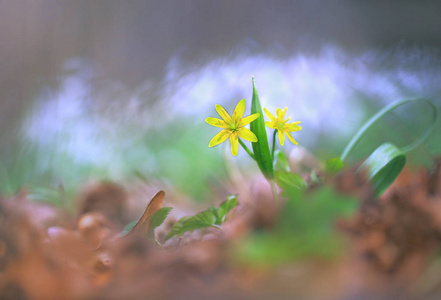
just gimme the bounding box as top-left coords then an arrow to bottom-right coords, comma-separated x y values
1,0 -> 441,203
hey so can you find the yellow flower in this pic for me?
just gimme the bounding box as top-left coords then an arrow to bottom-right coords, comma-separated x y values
264,107 -> 302,146
206,99 -> 260,156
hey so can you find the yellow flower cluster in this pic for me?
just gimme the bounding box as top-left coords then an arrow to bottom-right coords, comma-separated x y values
206,99 -> 302,156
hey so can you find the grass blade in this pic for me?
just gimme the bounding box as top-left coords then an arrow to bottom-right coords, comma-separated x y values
250,77 -> 274,179
360,143 -> 406,197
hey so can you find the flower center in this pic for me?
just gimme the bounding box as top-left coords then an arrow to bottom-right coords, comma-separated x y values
277,122 -> 284,130
229,122 -> 239,132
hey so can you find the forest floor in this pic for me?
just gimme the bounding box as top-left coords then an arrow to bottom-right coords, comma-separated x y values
1,160 -> 441,300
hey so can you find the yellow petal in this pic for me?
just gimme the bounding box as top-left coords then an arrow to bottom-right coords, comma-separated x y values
263,108 -> 276,122
240,113 -> 260,126
282,107 -> 287,118
276,108 -> 283,120
229,134 -> 239,156
278,130 -> 285,146
215,104 -> 232,123
285,123 -> 302,131
208,130 -> 230,147
265,121 -> 276,129
237,127 -> 257,142
282,117 -> 291,125
205,117 -> 228,128
232,99 -> 246,121
286,131 -> 299,145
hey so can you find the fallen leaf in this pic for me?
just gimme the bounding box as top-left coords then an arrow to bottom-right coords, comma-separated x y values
126,190 -> 165,236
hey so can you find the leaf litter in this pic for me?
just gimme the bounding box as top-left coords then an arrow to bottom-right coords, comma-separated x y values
1,160 -> 441,299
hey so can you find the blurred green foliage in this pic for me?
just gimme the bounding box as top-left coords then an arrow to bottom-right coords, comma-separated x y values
0,119 -> 228,204
129,119 -> 228,201
235,185 -> 358,266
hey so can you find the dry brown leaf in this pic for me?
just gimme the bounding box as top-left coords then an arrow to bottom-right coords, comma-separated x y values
126,190 -> 165,236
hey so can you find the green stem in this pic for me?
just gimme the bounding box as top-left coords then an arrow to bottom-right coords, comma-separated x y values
340,98 -> 437,162
271,130 -> 277,162
269,179 -> 279,203
238,138 -> 256,160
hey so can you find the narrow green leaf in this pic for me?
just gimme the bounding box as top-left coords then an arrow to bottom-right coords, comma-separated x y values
273,150 -> 291,172
250,77 -> 274,179
275,171 -> 308,191
215,194 -> 238,224
325,157 -> 344,176
360,143 -> 406,197
340,98 -> 437,162
149,207 -> 173,232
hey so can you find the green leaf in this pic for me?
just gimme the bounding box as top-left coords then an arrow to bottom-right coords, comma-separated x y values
165,195 -> 239,240
149,207 -> 173,233
182,210 -> 217,229
273,150 -> 291,172
165,210 -> 216,240
325,157 -> 344,176
360,143 -> 406,197
275,171 -> 308,192
250,77 -> 274,179
164,218 -> 187,241
215,194 -> 238,225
